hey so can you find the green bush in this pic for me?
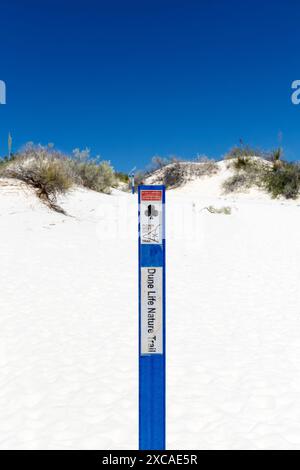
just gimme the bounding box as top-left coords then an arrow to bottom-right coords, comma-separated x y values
226,144 -> 285,164
223,159 -> 266,193
70,148 -> 115,193
226,145 -> 266,171
226,145 -> 262,159
262,162 -> 300,199
71,160 -> 115,193
223,151 -> 300,200
115,172 -> 129,184
0,158 -> 7,169
0,153 -> 16,169
271,147 -> 282,162
231,156 -> 252,170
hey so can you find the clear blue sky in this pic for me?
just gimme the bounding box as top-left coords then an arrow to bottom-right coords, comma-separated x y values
0,0 -> 300,171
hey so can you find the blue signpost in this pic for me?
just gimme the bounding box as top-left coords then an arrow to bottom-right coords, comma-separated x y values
131,174 -> 135,194
138,185 -> 166,450
129,167 -> 136,195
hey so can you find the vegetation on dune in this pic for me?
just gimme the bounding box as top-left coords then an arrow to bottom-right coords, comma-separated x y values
205,205 -> 232,215
150,155 -> 175,171
223,145 -> 300,200
263,162 -> 300,199
1,141 -> 300,205
162,162 -> 185,188
190,156 -> 219,178
135,154 -> 219,189
70,148 -> 115,193
226,144 -> 263,159
226,143 -> 283,166
223,158 -> 266,193
0,144 -> 116,212
223,173 -> 253,193
114,171 -> 129,184
161,157 -> 219,188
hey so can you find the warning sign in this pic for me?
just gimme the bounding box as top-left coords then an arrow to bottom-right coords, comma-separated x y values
141,190 -> 162,202
141,267 -> 163,355
140,191 -> 163,244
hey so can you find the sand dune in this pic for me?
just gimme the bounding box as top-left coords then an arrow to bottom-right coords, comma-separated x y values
1,165 -> 300,449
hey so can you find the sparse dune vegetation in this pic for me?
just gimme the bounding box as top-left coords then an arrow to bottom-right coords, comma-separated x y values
223,146 -> 300,199
1,144 -> 300,212
69,148 -> 115,194
0,143 -> 116,212
263,161 -> 300,199
142,155 -> 219,189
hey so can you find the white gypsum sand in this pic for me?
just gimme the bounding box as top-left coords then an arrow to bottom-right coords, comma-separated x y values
0,161 -> 300,450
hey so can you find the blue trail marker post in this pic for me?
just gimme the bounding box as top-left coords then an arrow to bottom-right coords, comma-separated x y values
129,167 -> 136,194
131,174 -> 135,194
138,185 -> 166,450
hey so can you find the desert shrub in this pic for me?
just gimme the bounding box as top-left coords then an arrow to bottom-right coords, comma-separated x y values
145,155 -> 181,178
226,143 -> 284,163
231,155 -> 252,170
150,155 -> 181,171
1,144 -> 116,211
0,156 -> 9,166
223,153 -> 300,200
223,159 -> 267,193
70,148 -> 115,193
227,150 -> 268,171
269,147 -> 284,170
262,162 -> 300,199
71,147 -> 90,162
3,152 -> 72,212
70,160 -> 114,193
0,158 -> 7,169
192,156 -> 219,177
222,173 -> 250,193
205,205 -> 232,215
226,145 -> 262,159
115,172 -> 129,184
271,147 -> 282,162
163,162 -> 185,188
146,156 -> 219,188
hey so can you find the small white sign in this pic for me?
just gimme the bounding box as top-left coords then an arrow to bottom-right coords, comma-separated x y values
141,267 -> 163,355
140,190 -> 163,244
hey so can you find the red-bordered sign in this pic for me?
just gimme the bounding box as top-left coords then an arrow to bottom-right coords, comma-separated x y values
141,190 -> 162,202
